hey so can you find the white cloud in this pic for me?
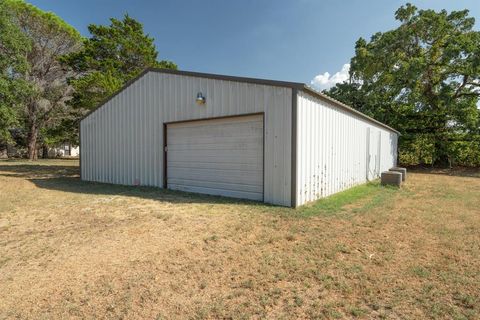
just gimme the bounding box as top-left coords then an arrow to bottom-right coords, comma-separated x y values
310,64 -> 350,91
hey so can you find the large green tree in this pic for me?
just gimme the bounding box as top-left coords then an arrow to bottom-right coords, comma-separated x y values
326,4 -> 480,166
0,0 -> 31,156
2,0 -> 82,160
63,14 -> 177,111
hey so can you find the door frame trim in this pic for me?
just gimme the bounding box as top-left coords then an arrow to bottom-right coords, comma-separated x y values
162,112 -> 266,202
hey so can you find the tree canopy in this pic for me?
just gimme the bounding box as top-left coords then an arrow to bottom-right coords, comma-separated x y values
62,14 -> 177,111
0,0 -> 82,159
326,3 -> 480,166
0,2 -> 177,159
0,0 -> 30,142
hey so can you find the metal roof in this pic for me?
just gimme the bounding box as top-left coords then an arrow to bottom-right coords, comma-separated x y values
81,68 -> 400,135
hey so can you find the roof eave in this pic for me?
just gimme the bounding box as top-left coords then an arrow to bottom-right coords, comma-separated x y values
301,85 -> 401,135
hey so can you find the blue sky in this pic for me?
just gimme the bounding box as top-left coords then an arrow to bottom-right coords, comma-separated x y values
28,0 -> 480,89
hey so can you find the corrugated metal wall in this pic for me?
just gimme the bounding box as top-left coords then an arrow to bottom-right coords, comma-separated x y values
80,71 -> 292,206
295,91 -> 398,206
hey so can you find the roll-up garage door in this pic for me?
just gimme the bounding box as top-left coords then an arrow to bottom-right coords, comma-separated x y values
166,114 -> 264,201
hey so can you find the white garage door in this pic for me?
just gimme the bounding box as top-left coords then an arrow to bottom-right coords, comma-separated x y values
166,114 -> 264,201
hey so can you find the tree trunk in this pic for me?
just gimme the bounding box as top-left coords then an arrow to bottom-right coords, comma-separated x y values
434,134 -> 450,167
42,145 -> 49,159
27,122 -> 38,161
0,140 -> 8,159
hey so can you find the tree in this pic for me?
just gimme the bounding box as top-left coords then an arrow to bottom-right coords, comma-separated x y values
3,0 -> 82,160
326,3 -> 480,166
62,14 -> 177,111
0,0 -> 31,156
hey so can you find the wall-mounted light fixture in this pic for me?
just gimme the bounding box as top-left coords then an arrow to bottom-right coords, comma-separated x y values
196,92 -> 206,105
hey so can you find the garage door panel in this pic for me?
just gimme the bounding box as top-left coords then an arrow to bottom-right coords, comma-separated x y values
167,137 -> 263,151
168,149 -> 261,160
168,131 -> 262,141
168,115 -> 262,129
168,178 -> 263,194
168,155 -> 262,167
167,115 -> 264,201
168,184 -> 263,201
168,167 -> 263,185
168,160 -> 262,171
168,126 -> 263,139
168,121 -> 263,139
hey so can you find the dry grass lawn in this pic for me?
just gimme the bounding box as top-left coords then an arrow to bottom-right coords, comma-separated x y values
0,160 -> 479,319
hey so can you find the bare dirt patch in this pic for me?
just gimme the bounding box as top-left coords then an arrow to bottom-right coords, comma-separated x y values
0,160 -> 479,319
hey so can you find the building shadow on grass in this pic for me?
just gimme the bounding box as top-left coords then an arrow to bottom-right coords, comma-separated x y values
0,164 -> 78,177
0,164 -> 266,207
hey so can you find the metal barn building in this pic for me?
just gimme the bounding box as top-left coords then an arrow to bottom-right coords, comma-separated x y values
80,68 -> 399,207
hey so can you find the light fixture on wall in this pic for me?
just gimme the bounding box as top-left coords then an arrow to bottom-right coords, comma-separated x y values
196,92 -> 206,105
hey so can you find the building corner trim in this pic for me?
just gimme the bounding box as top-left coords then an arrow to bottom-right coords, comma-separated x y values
291,88 -> 298,208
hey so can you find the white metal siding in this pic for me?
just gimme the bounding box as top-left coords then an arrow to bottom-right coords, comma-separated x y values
167,115 -> 263,200
80,72 -> 292,206
296,91 -> 398,206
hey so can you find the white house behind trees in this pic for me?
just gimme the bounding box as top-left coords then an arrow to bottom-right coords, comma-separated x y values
48,143 -> 79,158
80,69 -> 398,207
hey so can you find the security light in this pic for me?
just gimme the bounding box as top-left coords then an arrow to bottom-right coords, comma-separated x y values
196,92 -> 206,105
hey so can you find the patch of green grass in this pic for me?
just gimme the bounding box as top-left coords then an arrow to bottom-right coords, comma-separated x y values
410,265 -> 431,278
354,188 -> 397,213
154,212 -> 173,221
293,295 -> 303,307
307,303 -> 343,319
349,305 -> 366,317
239,279 -> 254,290
297,182 -> 398,217
453,292 -> 476,309
430,185 -> 461,200
335,243 -> 351,254
203,234 -> 219,243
